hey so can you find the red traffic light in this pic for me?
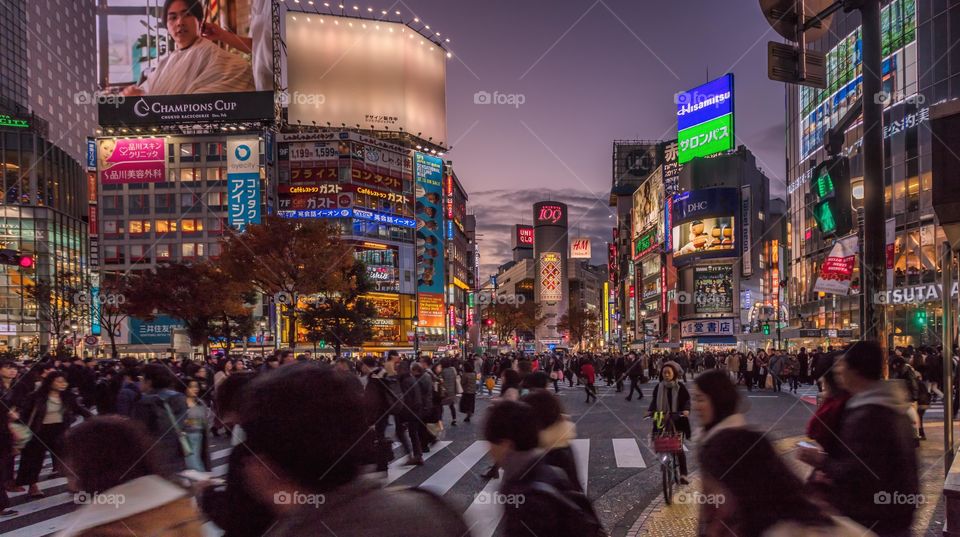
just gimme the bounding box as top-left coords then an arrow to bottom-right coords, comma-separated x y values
18,255 -> 33,268
485,318 -> 494,326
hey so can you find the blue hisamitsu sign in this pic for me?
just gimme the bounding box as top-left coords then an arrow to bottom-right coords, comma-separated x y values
676,74 -> 735,131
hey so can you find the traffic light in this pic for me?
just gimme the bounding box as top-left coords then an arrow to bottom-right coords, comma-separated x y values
485,318 -> 494,327
762,322 -> 771,335
809,157 -> 853,238
914,309 -> 927,328
0,249 -> 33,268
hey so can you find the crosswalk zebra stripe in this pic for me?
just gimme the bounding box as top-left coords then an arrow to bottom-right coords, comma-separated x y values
570,439 -> 590,495
461,477 -> 503,537
612,438 -> 646,468
384,440 -> 452,485
418,441 -> 489,495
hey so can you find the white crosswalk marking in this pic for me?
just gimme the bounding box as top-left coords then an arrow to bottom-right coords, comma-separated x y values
462,477 -> 503,537
569,438 -> 590,494
419,441 -> 489,495
384,440 -> 452,485
612,438 -> 646,468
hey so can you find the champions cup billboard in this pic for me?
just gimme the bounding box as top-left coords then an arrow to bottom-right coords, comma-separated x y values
285,12 -> 448,146
96,0 -> 275,126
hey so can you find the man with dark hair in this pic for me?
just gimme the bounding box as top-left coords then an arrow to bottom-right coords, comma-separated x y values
278,349 -> 296,366
241,363 -> 468,536
133,363 -> 188,475
115,367 -> 142,417
801,340 -> 918,537
484,400 -> 603,537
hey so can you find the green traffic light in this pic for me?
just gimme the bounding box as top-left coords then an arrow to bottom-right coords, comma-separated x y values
762,323 -> 770,335
814,203 -> 838,234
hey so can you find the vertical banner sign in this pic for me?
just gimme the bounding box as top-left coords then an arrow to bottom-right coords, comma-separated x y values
570,238 -> 591,259
885,218 -> 896,290
227,139 -> 262,232
415,152 -> 446,328
539,252 -> 563,303
813,235 -> 859,295
676,74 -> 735,164
98,138 -> 165,184
740,185 -> 752,277
86,138 -> 97,170
90,273 -> 101,336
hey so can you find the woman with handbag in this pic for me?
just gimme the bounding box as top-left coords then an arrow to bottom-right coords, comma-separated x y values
16,371 -> 92,497
459,361 -> 478,423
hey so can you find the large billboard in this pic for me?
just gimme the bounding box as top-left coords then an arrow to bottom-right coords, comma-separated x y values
286,12 -> 447,146
415,152 -> 444,295
613,142 -> 658,185
98,138 -> 165,185
693,265 -> 734,314
514,225 -> 534,249
676,74 -> 735,164
97,0 -> 275,126
671,188 -> 739,265
538,252 -> 563,303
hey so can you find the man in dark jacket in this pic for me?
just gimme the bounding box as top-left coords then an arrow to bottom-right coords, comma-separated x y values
809,341 -> 918,537
395,361 -> 423,465
624,353 -> 645,401
115,368 -> 141,417
484,400 -> 603,537
132,363 -> 188,476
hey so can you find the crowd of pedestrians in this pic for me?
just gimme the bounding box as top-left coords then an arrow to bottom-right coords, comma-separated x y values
0,341 -> 934,536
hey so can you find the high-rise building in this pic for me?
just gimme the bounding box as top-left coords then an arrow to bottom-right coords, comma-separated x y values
0,0 -> 95,354
784,0 -> 957,348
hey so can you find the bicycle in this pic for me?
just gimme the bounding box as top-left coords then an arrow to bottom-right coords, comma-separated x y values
650,411 -> 684,505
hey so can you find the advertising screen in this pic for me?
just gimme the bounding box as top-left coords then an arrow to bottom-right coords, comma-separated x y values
415,153 -> 445,296
694,265 -> 734,314
676,74 -> 734,163
671,188 -> 739,264
98,138 -> 165,185
286,12 -> 447,146
539,252 -> 563,303
97,0 -> 275,126
632,166 -> 663,239
570,238 -> 591,259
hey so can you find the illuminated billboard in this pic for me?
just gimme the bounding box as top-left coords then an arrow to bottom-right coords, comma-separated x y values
286,12 -> 447,146
676,74 -> 734,163
515,225 -> 534,248
570,238 -> 591,259
226,138 -> 262,231
539,252 -> 563,303
96,0 -> 275,125
693,265 -> 734,314
415,153 -> 445,295
98,138 -> 165,185
671,188 -> 739,265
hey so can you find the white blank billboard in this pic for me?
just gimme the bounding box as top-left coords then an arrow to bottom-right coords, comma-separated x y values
285,13 -> 447,145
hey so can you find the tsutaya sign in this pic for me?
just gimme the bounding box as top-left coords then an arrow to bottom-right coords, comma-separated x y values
877,282 -> 960,305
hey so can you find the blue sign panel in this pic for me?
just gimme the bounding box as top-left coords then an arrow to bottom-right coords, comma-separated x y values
227,139 -> 262,231
671,188 -> 740,224
86,138 -> 97,170
91,287 -> 101,336
129,315 -> 182,345
676,74 -> 734,131
415,152 -> 445,295
275,208 -> 415,228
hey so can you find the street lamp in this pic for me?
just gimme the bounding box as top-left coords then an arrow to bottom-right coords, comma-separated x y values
258,319 -> 267,360
70,320 -> 79,358
639,309 -> 649,354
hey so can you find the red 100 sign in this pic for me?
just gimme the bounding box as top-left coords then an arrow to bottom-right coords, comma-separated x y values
537,205 -> 564,224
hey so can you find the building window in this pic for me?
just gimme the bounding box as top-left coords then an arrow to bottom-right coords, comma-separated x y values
180,143 -> 201,163
207,217 -> 225,233
207,167 -> 227,181
180,192 -> 200,210
209,243 -> 222,258
102,195 -> 123,215
206,191 -> 226,208
102,220 -> 123,236
128,220 -> 151,234
181,219 -> 203,233
104,245 -> 124,263
155,244 -> 171,259
129,194 -> 149,215
155,193 -> 176,213
130,244 -> 149,263
206,142 -> 225,162
155,219 -> 177,234
182,243 -> 204,258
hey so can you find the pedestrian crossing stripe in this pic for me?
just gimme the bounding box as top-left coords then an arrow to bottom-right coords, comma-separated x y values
1,439 -> 695,537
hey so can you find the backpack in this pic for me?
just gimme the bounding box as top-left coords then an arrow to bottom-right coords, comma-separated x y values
527,465 -> 606,537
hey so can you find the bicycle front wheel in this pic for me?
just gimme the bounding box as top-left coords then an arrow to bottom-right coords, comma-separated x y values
661,463 -> 673,504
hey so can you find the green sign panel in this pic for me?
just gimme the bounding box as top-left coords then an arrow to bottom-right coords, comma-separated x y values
678,113 -> 734,164
0,115 -> 28,129
633,227 -> 659,259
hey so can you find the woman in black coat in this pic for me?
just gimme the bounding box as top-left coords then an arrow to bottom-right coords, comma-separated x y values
16,371 -> 92,497
646,361 -> 691,483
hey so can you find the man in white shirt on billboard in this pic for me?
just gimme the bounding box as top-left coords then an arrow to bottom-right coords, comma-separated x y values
122,0 -> 254,96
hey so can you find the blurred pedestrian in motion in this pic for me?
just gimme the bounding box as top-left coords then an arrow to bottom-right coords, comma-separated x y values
133,364 -> 189,476
179,377 -> 211,472
241,363 -> 469,537
580,357 -> 597,403
395,360 -> 423,466
624,352 -> 645,401
521,389 -> 582,491
16,371 -> 92,497
483,400 -> 603,537
798,341 -> 918,537
56,416 -> 203,537
699,428 -> 875,537
691,369 -> 745,445
438,358 -> 458,426
459,360 -> 478,423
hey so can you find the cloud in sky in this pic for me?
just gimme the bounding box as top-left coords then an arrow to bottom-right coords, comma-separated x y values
469,188 -> 615,277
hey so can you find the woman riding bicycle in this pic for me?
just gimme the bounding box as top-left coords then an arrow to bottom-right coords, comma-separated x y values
646,361 -> 691,484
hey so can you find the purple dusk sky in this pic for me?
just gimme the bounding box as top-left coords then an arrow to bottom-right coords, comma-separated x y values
390,0 -> 787,275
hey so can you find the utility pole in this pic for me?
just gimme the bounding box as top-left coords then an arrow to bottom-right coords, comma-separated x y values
943,242 -> 955,472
